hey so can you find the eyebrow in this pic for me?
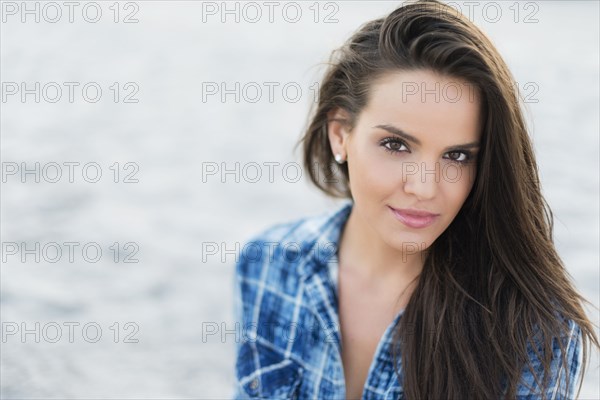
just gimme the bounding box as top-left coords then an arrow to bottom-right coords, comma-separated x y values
374,124 -> 480,150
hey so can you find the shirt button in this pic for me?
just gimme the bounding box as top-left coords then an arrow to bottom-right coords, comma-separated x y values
249,378 -> 259,390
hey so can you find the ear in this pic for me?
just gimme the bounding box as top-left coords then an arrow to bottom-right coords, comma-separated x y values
327,107 -> 352,160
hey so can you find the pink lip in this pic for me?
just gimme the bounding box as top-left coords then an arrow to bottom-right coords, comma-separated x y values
388,206 -> 439,229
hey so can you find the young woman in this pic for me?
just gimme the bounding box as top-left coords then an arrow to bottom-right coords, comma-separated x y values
233,0 -> 599,398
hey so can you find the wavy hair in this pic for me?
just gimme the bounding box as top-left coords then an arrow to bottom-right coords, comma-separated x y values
297,0 -> 599,398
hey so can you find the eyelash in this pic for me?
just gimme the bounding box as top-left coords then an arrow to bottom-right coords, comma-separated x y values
379,137 -> 474,164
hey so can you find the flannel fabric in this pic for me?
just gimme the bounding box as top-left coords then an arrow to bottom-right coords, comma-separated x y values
233,200 -> 583,399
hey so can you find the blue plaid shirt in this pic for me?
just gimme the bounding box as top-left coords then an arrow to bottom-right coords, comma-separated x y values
233,201 -> 583,399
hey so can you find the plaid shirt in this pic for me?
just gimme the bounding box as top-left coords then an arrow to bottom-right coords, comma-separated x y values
233,201 -> 583,399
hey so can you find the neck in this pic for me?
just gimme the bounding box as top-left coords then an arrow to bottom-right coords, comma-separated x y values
338,207 -> 426,286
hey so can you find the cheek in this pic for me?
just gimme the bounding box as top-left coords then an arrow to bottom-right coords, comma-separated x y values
348,142 -> 394,195
440,165 -> 476,209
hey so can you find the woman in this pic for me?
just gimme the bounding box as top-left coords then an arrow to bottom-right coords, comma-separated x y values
233,0 -> 599,398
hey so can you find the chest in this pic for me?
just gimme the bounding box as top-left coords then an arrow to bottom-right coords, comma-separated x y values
337,272 -> 402,399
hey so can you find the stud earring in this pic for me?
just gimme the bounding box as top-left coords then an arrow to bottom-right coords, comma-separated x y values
334,153 -> 346,164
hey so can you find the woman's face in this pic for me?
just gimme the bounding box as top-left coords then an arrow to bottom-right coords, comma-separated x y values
328,69 -> 482,253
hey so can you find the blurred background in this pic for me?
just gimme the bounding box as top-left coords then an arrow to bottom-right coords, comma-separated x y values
1,0 -> 598,398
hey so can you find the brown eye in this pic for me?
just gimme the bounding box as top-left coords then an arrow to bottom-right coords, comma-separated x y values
380,138 -> 408,154
388,142 -> 403,151
445,151 -> 469,163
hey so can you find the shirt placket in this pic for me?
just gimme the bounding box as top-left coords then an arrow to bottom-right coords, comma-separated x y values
302,258 -> 347,398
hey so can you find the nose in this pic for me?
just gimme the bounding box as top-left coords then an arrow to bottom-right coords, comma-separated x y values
402,160 -> 439,200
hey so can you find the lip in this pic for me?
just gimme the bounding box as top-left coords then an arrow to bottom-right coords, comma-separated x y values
388,206 -> 440,229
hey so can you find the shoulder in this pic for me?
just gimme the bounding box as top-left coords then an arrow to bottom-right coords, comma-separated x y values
235,202 -> 352,282
516,316 -> 584,399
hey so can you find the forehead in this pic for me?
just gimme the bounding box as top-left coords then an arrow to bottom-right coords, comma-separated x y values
362,69 -> 482,143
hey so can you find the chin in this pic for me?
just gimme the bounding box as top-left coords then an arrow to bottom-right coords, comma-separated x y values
386,232 -> 430,253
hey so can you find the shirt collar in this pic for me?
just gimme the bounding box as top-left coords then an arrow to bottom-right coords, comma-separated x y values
296,200 -> 353,282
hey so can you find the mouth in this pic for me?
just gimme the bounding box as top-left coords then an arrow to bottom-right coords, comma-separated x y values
388,206 -> 440,229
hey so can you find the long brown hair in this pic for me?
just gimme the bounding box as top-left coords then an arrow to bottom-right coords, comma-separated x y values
297,0 -> 599,398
